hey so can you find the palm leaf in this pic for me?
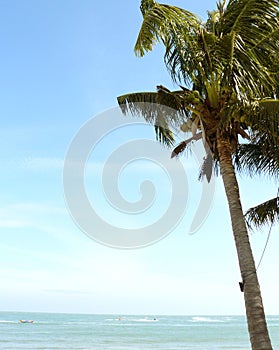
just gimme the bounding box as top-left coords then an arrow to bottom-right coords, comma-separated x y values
255,100 -> 279,140
198,153 -> 213,183
219,0 -> 279,96
221,0 -> 279,44
171,133 -> 202,158
117,89 -> 190,123
135,1 -> 205,86
245,196 -> 279,229
117,90 -> 190,147
135,2 -> 201,57
236,133 -> 279,179
117,92 -> 158,117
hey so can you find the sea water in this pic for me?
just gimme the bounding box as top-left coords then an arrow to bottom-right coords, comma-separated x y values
0,312 -> 279,349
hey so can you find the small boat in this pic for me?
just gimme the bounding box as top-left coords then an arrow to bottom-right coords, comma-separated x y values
19,320 -> 34,323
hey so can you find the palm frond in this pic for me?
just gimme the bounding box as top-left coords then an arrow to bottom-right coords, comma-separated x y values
222,0 -> 279,43
220,0 -> 279,95
154,124 -> 175,147
135,1 -> 205,86
236,134 -> 279,179
117,90 -> 190,147
198,153 -> 213,183
156,86 -> 188,118
135,2 -> 201,57
117,92 -> 158,117
117,89 -> 190,125
246,100 -> 279,141
245,196 -> 279,229
171,133 -> 202,158
140,0 -> 155,16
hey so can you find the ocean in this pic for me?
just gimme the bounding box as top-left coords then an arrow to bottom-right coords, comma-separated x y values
0,312 -> 278,349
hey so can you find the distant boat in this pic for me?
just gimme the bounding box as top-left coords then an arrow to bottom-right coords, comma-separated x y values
117,317 -> 125,321
19,320 -> 34,323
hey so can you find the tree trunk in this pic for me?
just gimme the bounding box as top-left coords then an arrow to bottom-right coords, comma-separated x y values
216,130 -> 272,350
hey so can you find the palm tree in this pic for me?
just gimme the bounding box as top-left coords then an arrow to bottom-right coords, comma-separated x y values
117,1 -> 279,349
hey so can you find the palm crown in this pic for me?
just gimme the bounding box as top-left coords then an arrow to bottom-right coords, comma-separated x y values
119,0 -> 279,159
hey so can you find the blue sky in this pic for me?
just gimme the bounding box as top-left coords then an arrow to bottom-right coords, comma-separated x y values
0,0 -> 278,316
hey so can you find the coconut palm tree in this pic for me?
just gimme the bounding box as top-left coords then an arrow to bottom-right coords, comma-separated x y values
117,1 -> 279,349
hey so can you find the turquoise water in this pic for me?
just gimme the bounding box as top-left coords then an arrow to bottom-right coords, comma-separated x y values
0,312 -> 279,349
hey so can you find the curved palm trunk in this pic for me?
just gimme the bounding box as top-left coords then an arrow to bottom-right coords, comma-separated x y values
216,130 -> 272,350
